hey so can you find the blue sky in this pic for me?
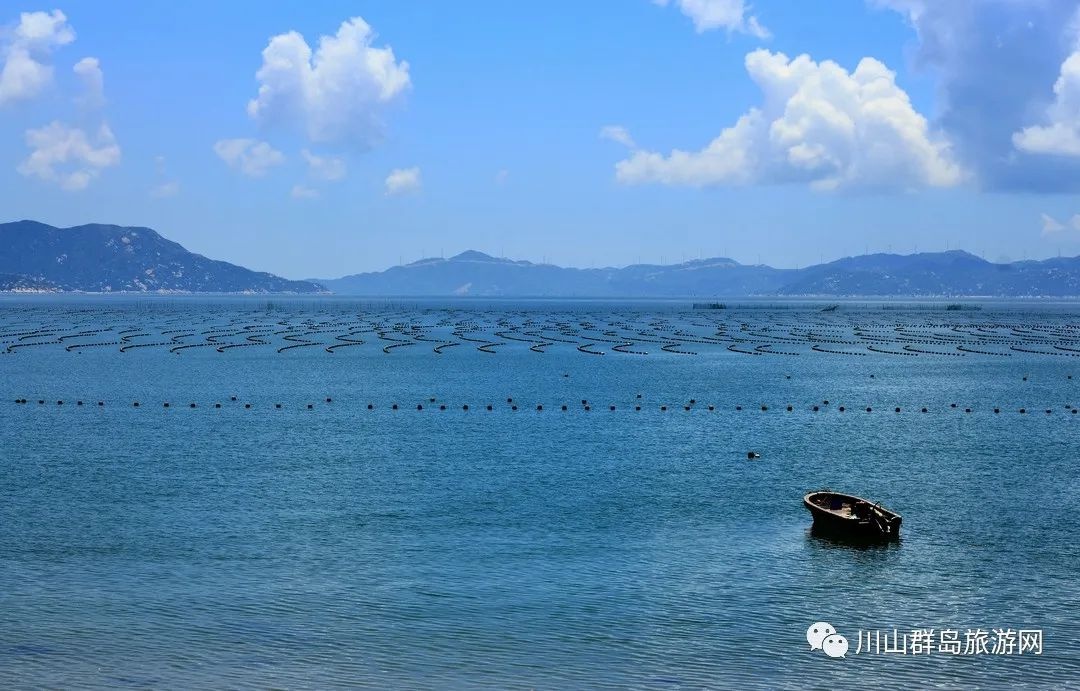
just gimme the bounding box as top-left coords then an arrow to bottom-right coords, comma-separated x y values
2,1 -> 1080,278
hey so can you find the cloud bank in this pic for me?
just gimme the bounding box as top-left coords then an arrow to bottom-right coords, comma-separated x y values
18,121 -> 121,190
615,49 -> 963,191
0,9 -> 75,105
875,0 -> 1080,191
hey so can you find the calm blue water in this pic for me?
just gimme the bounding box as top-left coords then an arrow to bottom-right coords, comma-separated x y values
1,297 -> 1079,688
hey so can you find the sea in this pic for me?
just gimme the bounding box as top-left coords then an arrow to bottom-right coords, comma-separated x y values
1,296 -> 1078,689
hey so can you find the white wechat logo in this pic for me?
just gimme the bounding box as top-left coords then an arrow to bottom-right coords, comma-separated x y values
822,633 -> 849,658
807,622 -> 848,658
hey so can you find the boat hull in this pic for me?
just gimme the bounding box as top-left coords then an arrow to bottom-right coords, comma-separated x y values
803,492 -> 901,542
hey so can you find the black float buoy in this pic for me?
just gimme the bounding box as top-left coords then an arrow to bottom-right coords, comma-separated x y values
581,405 -> 588,411
326,397 -> 332,403
735,405 -> 742,411
660,405 -> 667,411
463,405 -> 469,411
581,399 -> 587,406
895,407 -> 901,413
215,403 -> 221,408
635,405 -> 641,411
965,408 -> 971,413
1046,409 -> 1052,414
823,400 -> 829,405
636,393 -> 642,399
438,404 -> 445,410
708,405 -> 714,411
1019,408 -> 1026,414
486,404 -> 492,411
993,408 -> 999,413
77,400 -> 83,406
838,406 -> 845,412
417,404 -> 423,410
230,396 -> 237,401
786,405 -> 793,412
512,405 -> 518,411
561,405 -> 567,411
747,451 -> 761,459
245,403 -> 251,409
98,401 -> 104,406
275,403 -> 282,409
950,403 -> 957,408
133,401 -> 139,407
56,400 -> 63,405
430,397 -> 436,403
866,407 -> 872,412
392,404 -> 399,410
689,399 -> 696,405
508,397 -> 514,403
38,400 -> 44,405
813,405 -> 819,412
761,405 -> 768,411
921,407 -> 928,413
307,404 -> 313,409
163,402 -> 170,408
368,403 -> 374,410
188,403 -> 195,408
536,404 -> 543,411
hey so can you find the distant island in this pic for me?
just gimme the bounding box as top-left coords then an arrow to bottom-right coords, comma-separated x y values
4,220 -> 1080,297
0,221 -> 324,293
318,248 -> 1080,298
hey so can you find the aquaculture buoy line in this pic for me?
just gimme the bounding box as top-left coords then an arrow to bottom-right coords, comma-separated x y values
5,308 -> 1080,361
10,396 -> 1079,417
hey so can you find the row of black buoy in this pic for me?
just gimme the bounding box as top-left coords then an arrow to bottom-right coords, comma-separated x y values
11,398 -> 1079,414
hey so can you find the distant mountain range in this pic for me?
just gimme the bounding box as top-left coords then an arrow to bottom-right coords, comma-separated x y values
0,221 -> 324,293
319,249 -> 1080,298
5,220 -> 1080,296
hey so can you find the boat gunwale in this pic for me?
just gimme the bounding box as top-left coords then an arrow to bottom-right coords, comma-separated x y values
803,491 -> 901,522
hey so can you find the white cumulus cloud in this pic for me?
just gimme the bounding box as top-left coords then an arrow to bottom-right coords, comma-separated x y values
213,138 -> 285,177
1013,52 -> 1080,157
73,56 -> 104,108
301,149 -> 346,181
18,121 -> 121,190
614,49 -> 964,192
0,9 -> 76,105
247,17 -> 410,146
654,0 -> 769,37
384,166 -> 421,196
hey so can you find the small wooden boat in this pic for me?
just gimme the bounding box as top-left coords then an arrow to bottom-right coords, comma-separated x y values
803,491 -> 901,542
